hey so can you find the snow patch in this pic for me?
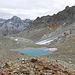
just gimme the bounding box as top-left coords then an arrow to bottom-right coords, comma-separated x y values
48,48 -> 57,51
63,22 -> 66,25
15,39 -> 18,41
35,39 -> 55,45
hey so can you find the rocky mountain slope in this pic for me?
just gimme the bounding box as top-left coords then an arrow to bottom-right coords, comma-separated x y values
13,6 -> 75,45
27,6 -> 75,30
0,36 -> 43,50
0,16 -> 32,36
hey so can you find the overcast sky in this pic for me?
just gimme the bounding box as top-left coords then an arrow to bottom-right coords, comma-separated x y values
0,0 -> 75,19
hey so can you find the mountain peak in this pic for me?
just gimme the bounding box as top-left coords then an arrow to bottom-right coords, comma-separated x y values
12,16 -> 20,18
65,6 -> 69,10
11,16 -> 21,23
11,16 -> 21,21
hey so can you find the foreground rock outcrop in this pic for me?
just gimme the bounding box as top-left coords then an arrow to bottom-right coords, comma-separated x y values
0,57 -> 75,75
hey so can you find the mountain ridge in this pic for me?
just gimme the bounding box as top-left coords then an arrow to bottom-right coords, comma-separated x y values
0,16 -> 32,36
26,5 -> 75,30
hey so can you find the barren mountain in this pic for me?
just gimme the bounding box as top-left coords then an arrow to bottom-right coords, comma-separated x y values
13,6 -> 75,45
0,16 -> 32,36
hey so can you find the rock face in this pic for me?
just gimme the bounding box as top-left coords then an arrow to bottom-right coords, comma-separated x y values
0,16 -> 32,36
27,5 -> 75,30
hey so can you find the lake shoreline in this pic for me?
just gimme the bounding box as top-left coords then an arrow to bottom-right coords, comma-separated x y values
10,47 -> 52,56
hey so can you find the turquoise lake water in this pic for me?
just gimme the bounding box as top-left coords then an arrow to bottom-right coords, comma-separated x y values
12,48 -> 52,56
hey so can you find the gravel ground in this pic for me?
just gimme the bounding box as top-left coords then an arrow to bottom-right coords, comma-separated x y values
44,36 -> 75,64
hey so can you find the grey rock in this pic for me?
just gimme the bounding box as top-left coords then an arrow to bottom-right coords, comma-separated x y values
11,71 -> 19,75
20,69 -> 30,74
30,70 -> 35,75
1,63 -> 5,68
48,70 -> 53,73
0,63 -> 1,69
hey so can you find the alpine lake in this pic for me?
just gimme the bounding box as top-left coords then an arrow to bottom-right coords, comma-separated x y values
11,48 -> 52,56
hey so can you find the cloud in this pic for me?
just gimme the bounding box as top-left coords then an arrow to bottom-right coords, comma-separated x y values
0,11 -> 13,19
0,8 -> 50,19
0,0 -> 75,19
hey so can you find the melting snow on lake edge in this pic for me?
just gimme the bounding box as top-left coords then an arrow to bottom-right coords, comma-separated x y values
47,48 -> 57,51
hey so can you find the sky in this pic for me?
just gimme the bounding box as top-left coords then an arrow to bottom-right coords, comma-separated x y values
0,0 -> 75,19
